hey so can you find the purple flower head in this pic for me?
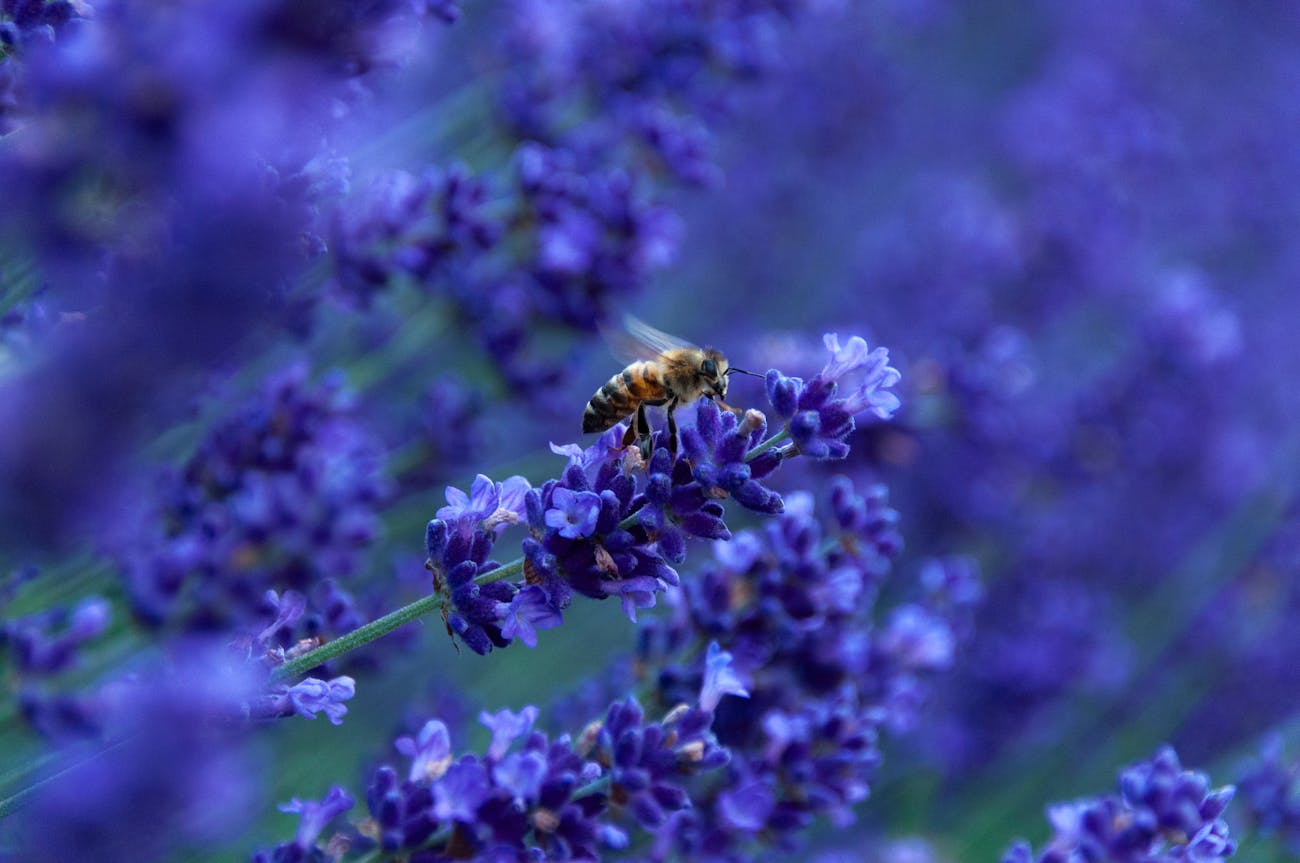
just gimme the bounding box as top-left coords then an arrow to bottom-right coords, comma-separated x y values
438,473 -> 532,536
432,758 -> 492,822
680,400 -> 784,515
763,332 -> 901,460
395,719 -> 454,782
497,584 -> 564,648
1236,735 -> 1300,850
479,705 -> 540,760
114,363 -> 390,654
1008,746 -> 1237,863
278,786 -> 354,849
820,333 -> 903,419
331,162 -> 499,304
545,486 -> 603,539
602,574 -> 665,622
280,676 -> 357,726
700,641 -> 750,712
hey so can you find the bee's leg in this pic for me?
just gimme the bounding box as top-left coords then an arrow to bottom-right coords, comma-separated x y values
635,403 -> 653,460
622,411 -> 640,448
665,397 -> 680,456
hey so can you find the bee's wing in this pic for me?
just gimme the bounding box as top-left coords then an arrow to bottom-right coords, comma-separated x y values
601,314 -> 698,363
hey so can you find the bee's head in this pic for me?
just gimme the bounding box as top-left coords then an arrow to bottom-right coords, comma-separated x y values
699,350 -> 728,399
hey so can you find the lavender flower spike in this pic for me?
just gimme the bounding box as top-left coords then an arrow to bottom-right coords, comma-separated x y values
765,331 -> 903,459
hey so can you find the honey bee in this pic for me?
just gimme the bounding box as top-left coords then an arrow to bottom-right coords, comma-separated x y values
583,316 -> 761,454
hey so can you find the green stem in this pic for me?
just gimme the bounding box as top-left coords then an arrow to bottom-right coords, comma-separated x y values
274,425 -> 793,681
271,593 -> 446,681
744,427 -> 790,462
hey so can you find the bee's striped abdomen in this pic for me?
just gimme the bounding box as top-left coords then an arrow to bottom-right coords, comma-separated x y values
583,361 -> 666,433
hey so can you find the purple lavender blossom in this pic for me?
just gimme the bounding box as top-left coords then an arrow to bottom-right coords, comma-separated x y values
115,363 -> 391,661
268,694 -> 731,860
545,487 -> 603,540
1004,746 -> 1236,863
498,585 -> 564,648
276,676 -> 358,725
765,332 -> 902,460
331,164 -> 500,305
700,641 -> 749,712
1236,735 -> 1300,854
2,595 -> 112,738
632,477 -> 970,855
252,786 -> 355,863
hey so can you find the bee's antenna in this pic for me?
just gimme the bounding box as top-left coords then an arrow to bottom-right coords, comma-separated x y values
726,366 -> 765,379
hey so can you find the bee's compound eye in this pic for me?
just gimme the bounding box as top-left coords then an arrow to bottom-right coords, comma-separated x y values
701,358 -> 717,377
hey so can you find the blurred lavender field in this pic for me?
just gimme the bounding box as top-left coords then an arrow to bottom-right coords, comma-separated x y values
3,1 -> 1300,861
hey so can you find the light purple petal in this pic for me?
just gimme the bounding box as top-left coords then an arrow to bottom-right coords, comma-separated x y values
700,641 -> 749,712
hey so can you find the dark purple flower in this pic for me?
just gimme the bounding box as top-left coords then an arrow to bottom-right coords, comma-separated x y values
3,595 -> 110,675
438,473 -> 531,536
632,476 -> 969,855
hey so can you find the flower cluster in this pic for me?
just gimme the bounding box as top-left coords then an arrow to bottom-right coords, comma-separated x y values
628,478 -> 977,856
117,363 -> 391,661
494,0 -> 808,184
252,685 -> 738,861
765,334 -> 902,460
331,164 -> 500,307
1235,736 -> 1300,855
1,595 -> 111,738
321,0 -> 823,399
422,336 -> 889,657
1002,746 -> 1236,863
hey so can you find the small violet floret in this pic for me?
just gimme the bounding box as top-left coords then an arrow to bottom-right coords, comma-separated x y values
285,676 -> 356,725
438,474 -> 531,535
395,719 -> 454,782
700,641 -> 750,712
496,585 -> 563,648
821,333 -> 902,419
544,486 -> 602,539
279,786 -> 354,849
479,705 -> 540,760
